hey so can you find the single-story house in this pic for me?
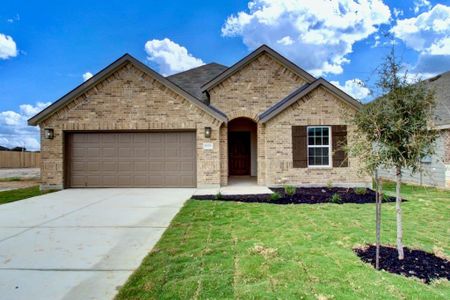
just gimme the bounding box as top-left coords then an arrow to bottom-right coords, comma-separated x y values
28,45 -> 370,190
378,71 -> 450,189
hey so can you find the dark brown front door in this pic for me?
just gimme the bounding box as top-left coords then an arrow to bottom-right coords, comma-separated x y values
228,132 -> 251,175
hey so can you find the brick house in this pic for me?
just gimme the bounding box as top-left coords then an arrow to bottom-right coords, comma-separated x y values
28,45 -> 371,190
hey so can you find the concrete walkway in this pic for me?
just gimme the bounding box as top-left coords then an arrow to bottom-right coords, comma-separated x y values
194,176 -> 273,196
0,188 -> 193,300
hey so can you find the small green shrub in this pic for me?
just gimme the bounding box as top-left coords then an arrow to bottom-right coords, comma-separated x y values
330,193 -> 342,204
269,192 -> 281,201
326,180 -> 333,188
284,185 -> 296,196
215,192 -> 223,200
354,187 -> 367,195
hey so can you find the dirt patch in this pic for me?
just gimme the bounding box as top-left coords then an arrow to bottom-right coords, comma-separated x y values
249,244 -> 278,259
354,244 -> 450,284
193,187 -> 396,205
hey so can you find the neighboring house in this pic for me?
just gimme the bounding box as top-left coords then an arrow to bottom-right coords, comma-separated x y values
0,146 -> 9,151
378,71 -> 450,189
28,45 -> 370,190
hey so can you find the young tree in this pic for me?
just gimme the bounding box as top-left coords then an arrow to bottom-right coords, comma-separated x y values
348,97 -> 386,268
351,48 -> 438,260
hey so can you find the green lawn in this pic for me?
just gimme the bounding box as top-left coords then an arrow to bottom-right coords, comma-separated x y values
0,186 -> 53,205
117,183 -> 450,299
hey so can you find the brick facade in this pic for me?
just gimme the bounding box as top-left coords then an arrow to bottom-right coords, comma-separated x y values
264,87 -> 371,186
209,53 -> 306,120
39,63 -> 222,189
37,51 -> 371,189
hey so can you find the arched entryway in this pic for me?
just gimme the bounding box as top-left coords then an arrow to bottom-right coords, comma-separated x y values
228,117 -> 257,183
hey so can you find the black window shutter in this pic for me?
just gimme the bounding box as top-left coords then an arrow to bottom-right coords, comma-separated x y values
292,126 -> 307,168
332,125 -> 348,167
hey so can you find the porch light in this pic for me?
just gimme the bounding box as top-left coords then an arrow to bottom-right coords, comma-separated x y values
44,128 -> 54,139
204,127 -> 212,138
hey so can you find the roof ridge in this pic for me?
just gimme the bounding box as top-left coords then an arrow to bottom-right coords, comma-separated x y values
167,62 -> 228,78
200,44 -> 316,91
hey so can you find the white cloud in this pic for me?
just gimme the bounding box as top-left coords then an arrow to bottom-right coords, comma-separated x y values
277,36 -> 294,46
393,7 -> 403,18
0,102 -> 51,151
6,14 -> 20,24
82,72 -> 93,81
221,0 -> 391,76
413,0 -> 431,14
0,33 -> 17,60
330,79 -> 370,100
391,4 -> 450,54
391,4 -> 450,75
144,38 -> 204,76
428,37 -> 450,55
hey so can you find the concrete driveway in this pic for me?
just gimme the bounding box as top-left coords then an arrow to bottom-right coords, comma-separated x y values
0,188 -> 193,300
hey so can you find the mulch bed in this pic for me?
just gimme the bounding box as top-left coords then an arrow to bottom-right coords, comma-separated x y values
193,187 -> 397,205
354,245 -> 450,283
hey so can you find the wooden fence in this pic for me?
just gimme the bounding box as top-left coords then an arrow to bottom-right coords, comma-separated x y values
0,151 -> 41,168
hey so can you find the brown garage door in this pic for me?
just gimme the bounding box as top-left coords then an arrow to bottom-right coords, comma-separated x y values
66,132 -> 196,187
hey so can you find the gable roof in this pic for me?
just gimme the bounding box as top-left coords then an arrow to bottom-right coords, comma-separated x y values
167,63 -> 228,103
28,54 -> 228,126
258,78 -> 362,123
201,44 -> 316,92
425,71 -> 450,126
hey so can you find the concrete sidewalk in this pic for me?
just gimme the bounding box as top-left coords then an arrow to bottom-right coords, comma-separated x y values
0,188 -> 193,300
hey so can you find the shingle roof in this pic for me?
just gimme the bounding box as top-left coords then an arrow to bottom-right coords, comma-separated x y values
426,71 -> 450,126
167,63 -> 228,103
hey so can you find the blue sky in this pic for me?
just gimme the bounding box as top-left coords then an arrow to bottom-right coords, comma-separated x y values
1,0 -> 449,150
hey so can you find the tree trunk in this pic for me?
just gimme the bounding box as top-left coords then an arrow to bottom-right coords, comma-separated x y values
395,166 -> 404,260
375,171 -> 382,269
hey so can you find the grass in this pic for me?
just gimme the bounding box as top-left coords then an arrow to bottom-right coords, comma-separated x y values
0,186 -> 54,205
116,182 -> 450,299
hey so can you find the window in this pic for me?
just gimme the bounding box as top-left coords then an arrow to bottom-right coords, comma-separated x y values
307,126 -> 331,167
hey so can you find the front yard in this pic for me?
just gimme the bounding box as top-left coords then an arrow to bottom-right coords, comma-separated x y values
0,186 -> 52,205
117,183 -> 450,299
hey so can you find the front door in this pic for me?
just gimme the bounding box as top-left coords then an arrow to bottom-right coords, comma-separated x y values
228,132 -> 251,175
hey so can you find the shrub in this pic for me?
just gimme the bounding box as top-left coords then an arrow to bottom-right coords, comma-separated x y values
269,192 -> 281,201
354,187 -> 367,195
215,192 -> 223,200
330,193 -> 342,204
284,185 -> 296,196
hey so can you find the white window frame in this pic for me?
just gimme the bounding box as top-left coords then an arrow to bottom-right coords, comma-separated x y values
307,126 -> 332,168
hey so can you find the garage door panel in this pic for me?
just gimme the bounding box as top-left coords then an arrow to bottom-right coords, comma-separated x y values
181,161 -> 195,172
103,148 -> 117,157
134,162 -> 148,172
67,132 -> 196,187
102,162 -> 117,171
103,176 -> 118,186
87,162 -> 100,171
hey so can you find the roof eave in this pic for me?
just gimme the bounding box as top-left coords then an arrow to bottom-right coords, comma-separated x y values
259,78 -> 362,123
